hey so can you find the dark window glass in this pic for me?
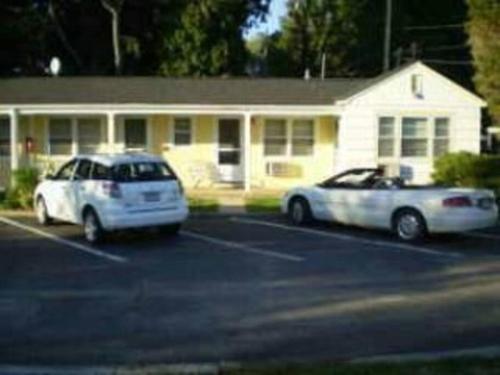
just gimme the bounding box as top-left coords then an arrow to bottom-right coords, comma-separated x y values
124,118 -> 147,150
55,159 -> 78,180
92,163 -> 111,180
111,162 -> 175,182
74,160 -> 92,180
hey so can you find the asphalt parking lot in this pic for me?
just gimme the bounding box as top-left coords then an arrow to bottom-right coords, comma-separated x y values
1,212 -> 500,366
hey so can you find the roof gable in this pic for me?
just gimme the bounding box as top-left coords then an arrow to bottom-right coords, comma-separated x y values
340,61 -> 486,107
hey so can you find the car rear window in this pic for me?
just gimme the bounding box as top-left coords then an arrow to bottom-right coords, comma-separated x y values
111,162 -> 176,182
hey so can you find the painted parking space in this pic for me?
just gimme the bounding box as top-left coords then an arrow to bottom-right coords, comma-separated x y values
1,212 -> 500,365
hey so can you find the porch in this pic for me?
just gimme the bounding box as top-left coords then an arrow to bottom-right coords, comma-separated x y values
0,108 -> 339,192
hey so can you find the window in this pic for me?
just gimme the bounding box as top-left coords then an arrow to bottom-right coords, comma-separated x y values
112,162 -> 175,182
292,120 -> 314,156
124,118 -> 147,151
433,118 -> 449,157
49,118 -> 72,155
402,117 -> 428,157
74,159 -> 92,180
77,118 -> 101,154
91,163 -> 111,180
0,118 -> 9,157
173,117 -> 192,146
264,119 -> 287,156
378,117 -> 395,157
54,159 -> 78,180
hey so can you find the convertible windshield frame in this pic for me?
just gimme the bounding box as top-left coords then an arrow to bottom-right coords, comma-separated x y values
318,168 -> 383,189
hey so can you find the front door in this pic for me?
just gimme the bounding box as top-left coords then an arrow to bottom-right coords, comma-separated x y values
217,119 -> 242,182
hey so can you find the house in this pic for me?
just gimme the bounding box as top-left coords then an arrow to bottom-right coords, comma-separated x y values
0,61 -> 486,192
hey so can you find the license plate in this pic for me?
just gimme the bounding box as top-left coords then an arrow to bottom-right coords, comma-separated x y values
143,191 -> 160,202
478,198 -> 494,209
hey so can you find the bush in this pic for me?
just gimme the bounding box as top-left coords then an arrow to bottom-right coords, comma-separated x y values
433,152 -> 500,196
3,168 -> 40,209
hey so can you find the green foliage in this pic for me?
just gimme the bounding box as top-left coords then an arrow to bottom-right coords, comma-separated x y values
467,0 -> 500,124
157,0 -> 269,76
3,168 -> 39,209
245,197 -> 281,213
188,197 -> 219,213
433,152 -> 500,195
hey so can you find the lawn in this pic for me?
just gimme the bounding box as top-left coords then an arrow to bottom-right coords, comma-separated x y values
225,357 -> 500,375
188,197 -> 219,213
245,197 -> 281,213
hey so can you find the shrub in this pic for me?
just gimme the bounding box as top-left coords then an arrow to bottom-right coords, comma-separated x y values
3,167 -> 40,209
433,152 -> 500,196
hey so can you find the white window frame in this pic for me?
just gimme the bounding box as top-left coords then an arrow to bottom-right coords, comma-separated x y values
47,117 -> 74,157
376,114 -> 452,161
46,116 -> 105,157
263,117 -> 316,158
433,117 -> 450,157
123,117 -> 149,152
377,117 -> 396,158
171,116 -> 194,147
401,117 -> 429,158
76,117 -> 105,155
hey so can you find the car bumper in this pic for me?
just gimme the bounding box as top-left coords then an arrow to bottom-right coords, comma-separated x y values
101,205 -> 189,231
427,208 -> 498,233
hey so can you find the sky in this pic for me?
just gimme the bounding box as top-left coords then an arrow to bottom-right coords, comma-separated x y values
245,0 -> 287,39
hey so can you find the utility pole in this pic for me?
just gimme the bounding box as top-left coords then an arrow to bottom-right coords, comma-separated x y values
383,0 -> 393,71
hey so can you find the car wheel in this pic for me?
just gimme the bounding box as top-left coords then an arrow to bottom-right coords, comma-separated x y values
289,197 -> 312,225
161,223 -> 181,236
83,209 -> 105,244
394,209 -> 427,242
36,197 -> 52,226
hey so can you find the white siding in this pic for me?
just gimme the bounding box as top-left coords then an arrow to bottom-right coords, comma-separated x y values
337,63 -> 484,184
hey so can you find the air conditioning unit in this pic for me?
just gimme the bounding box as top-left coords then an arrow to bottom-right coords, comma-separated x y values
266,162 -> 302,178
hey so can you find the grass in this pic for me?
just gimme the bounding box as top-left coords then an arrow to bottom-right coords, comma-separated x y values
224,357 -> 500,375
245,197 -> 281,213
188,197 -> 219,213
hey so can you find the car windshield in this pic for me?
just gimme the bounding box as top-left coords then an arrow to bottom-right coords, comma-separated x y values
333,170 -> 377,186
111,162 -> 175,182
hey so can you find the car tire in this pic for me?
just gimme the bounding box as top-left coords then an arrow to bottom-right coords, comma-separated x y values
83,209 -> 105,244
35,197 -> 52,226
393,209 -> 427,242
161,223 -> 181,236
288,197 -> 312,226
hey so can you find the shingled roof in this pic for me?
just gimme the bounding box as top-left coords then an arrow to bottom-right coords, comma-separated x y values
0,63 -> 414,106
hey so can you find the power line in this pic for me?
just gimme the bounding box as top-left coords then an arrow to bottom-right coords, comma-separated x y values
404,23 -> 464,31
406,58 -> 473,66
424,44 -> 469,52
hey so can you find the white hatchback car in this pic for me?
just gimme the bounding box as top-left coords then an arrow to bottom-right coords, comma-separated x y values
34,154 -> 189,243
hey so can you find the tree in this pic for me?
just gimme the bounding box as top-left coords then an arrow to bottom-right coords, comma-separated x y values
467,0 -> 500,125
157,0 -> 269,76
248,0 -> 364,78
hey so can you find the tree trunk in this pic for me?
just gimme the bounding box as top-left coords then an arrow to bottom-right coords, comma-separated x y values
101,0 -> 123,75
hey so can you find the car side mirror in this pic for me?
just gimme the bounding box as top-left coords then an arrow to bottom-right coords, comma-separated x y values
44,174 -> 54,180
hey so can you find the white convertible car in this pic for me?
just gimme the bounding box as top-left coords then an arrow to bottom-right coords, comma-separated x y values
282,168 -> 498,241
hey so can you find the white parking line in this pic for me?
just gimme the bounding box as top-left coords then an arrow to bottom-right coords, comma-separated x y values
231,218 -> 464,259
0,216 -> 128,264
181,230 -> 304,262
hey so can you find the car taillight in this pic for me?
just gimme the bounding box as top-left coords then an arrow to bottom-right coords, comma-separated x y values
102,181 -> 122,199
443,196 -> 472,208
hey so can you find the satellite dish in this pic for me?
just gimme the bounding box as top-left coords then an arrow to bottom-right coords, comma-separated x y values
49,57 -> 61,76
